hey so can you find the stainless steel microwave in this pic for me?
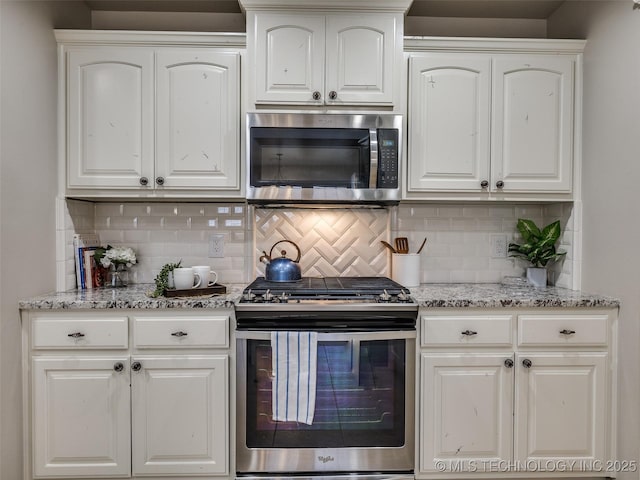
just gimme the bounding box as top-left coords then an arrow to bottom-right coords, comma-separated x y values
247,113 -> 402,205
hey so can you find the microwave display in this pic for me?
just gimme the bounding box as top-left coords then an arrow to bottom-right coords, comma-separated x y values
250,128 -> 371,188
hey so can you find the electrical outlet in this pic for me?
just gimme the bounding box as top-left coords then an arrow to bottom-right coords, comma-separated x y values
491,234 -> 507,258
208,234 -> 224,258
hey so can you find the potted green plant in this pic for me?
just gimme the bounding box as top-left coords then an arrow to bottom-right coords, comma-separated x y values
508,219 -> 566,287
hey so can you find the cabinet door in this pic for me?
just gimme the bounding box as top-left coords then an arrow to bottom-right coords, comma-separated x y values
131,355 -> 229,475
67,48 -> 154,189
420,353 -> 514,472
492,55 -> 574,192
325,14 -> 396,105
156,50 -> 240,189
32,356 -> 131,477
254,13 -> 325,104
408,54 -> 491,192
514,353 -> 607,464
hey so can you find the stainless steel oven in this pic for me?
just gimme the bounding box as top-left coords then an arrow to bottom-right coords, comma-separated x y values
235,277 -> 417,479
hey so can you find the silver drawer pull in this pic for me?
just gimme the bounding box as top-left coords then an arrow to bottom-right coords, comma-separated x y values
560,329 -> 576,335
171,331 -> 188,337
67,332 -> 85,338
461,330 -> 478,336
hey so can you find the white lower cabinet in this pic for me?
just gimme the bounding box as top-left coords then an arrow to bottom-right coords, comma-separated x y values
32,356 -> 132,477
24,310 -> 231,480
131,355 -> 228,476
421,353 -> 514,470
514,352 -> 607,463
418,308 -> 616,478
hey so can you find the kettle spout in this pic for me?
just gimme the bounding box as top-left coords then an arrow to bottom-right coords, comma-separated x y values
259,251 -> 271,265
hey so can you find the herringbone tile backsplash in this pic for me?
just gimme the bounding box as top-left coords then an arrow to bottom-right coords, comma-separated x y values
254,208 -> 390,277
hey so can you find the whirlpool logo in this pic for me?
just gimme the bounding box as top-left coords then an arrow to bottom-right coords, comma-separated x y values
318,456 -> 335,464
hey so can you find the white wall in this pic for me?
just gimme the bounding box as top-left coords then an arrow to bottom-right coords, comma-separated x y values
548,2 -> 640,475
0,2 -> 90,478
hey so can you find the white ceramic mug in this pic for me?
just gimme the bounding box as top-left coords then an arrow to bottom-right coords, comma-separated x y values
173,267 -> 201,290
192,266 -> 218,288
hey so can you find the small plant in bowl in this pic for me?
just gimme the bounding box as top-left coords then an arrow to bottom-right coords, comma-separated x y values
508,219 -> 566,287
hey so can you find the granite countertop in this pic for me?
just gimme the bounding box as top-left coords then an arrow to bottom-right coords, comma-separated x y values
410,282 -> 619,308
19,281 -> 619,310
19,283 -> 244,310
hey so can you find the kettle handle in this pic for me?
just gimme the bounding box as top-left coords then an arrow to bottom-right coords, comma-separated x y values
269,240 -> 301,263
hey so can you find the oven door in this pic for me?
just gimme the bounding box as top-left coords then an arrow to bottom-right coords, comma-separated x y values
236,330 -> 415,474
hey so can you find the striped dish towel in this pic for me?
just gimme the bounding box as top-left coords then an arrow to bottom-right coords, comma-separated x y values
271,331 -> 318,425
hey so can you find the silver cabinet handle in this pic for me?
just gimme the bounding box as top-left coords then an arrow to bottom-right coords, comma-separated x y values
504,358 -> 514,368
328,90 -> 337,100
171,331 -> 188,337
139,176 -> 149,186
312,91 -> 321,101
522,358 -> 532,368
496,180 -> 505,189
113,362 -> 124,373
461,329 -> 478,336
480,180 -> 489,188
131,361 -> 142,372
560,329 -> 576,335
67,332 -> 85,338
155,176 -> 165,186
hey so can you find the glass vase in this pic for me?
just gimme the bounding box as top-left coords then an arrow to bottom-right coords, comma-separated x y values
109,264 -> 128,288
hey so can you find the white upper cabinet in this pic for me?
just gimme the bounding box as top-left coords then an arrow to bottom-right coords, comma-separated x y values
492,56 -> 574,193
59,31 -> 243,198
156,50 -> 239,189
254,14 -> 325,104
408,54 -> 491,192
406,39 -> 583,200
251,12 -> 399,107
67,48 -> 154,189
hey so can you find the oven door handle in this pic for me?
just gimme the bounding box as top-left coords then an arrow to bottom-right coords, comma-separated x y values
235,329 -> 416,341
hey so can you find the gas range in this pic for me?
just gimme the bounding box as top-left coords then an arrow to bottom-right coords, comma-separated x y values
235,277 -> 418,330
237,276 -> 415,306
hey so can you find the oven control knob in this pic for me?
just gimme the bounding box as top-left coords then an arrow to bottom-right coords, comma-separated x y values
243,289 -> 255,302
398,290 -> 410,302
278,292 -> 289,303
263,289 -> 273,302
379,289 -> 391,302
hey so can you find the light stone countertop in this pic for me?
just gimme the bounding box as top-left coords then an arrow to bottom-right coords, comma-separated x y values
409,282 -> 619,308
18,283 -> 244,310
19,280 -> 619,310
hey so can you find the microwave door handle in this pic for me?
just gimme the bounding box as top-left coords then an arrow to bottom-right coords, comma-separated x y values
369,128 -> 378,189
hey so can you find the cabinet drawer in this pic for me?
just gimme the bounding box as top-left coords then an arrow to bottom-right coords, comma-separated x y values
31,315 -> 129,349
133,316 -> 228,349
421,315 -> 513,346
518,314 -> 609,346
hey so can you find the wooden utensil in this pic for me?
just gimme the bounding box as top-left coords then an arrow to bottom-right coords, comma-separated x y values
417,237 -> 427,254
394,237 -> 409,254
380,240 -> 397,253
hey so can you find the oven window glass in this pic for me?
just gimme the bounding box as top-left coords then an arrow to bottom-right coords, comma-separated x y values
249,128 -> 371,188
245,338 -> 406,448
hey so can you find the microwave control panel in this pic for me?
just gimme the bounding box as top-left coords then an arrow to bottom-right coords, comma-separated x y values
377,128 -> 399,188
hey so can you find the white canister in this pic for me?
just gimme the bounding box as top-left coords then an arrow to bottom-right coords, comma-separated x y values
391,253 -> 420,288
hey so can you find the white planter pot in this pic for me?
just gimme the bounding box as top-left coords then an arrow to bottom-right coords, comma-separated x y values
526,267 -> 547,288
